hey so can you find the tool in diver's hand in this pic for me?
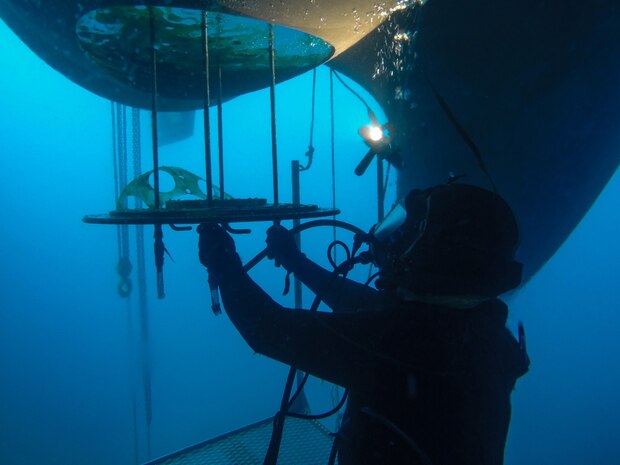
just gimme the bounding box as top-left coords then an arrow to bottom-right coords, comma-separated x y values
197,223 -> 238,315
207,273 -> 222,315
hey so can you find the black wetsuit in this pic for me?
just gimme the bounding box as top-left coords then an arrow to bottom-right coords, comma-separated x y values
214,253 -> 529,465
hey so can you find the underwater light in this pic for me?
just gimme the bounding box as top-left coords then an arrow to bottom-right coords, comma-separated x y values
368,125 -> 385,142
358,110 -> 388,148
355,111 -> 403,177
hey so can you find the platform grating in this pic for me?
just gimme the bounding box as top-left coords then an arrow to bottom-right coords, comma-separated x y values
146,417 -> 336,465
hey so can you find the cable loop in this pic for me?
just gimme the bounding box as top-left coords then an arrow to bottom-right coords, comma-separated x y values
327,240 -> 351,270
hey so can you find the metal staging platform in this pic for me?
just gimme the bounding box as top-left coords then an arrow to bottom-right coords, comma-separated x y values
145,417 -> 335,465
83,203 -> 339,225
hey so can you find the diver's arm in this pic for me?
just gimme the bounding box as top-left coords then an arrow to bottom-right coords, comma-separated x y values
287,254 -> 382,313
265,224 -> 381,313
199,224 -> 435,387
216,255 -> 395,389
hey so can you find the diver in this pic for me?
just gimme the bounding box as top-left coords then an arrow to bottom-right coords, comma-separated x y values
197,183 -> 529,465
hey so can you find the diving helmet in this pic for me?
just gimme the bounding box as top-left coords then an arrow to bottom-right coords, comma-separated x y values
371,183 -> 523,297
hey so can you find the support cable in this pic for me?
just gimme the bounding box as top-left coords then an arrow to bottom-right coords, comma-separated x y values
202,10 -> 214,202
111,102 -> 119,201
149,10 -> 160,210
290,160 -> 311,416
131,108 -> 142,184
112,103 -> 140,459
299,69 -> 317,172
291,161 -> 303,309
149,8 -> 165,299
111,103 -> 122,260
110,102 -> 133,298
332,70 -> 372,113
118,104 -> 128,199
268,24 -> 279,205
131,106 -> 153,460
217,63 -> 225,199
329,70 -> 337,259
130,107 -> 146,465
117,105 -> 131,286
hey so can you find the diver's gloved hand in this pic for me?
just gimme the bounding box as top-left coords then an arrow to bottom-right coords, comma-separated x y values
198,223 -> 240,275
266,224 -> 305,271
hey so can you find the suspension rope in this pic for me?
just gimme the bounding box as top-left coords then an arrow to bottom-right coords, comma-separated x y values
217,63 -> 225,199
111,102 -> 120,201
111,102 -> 133,298
300,68 -> 317,172
332,70 -> 372,113
118,104 -> 128,197
309,68 -> 317,149
117,105 -> 131,285
111,102 -> 122,260
129,106 -> 153,461
329,69 -> 337,257
149,8 -> 165,300
148,9 -> 161,209
268,24 -> 279,205
132,108 -> 142,184
128,108 -> 143,465
202,10 -> 214,202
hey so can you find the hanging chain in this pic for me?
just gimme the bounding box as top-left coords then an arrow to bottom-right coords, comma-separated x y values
111,102 -> 133,298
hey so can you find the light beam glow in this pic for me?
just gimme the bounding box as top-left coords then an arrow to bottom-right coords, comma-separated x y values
368,125 -> 384,142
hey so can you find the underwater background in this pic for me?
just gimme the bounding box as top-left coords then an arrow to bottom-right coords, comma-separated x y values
1,15 -> 619,465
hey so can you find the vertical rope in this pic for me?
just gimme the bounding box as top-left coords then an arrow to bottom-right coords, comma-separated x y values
292,160 -> 302,308
118,105 -> 128,198
217,63 -> 225,199
111,102 -> 119,200
149,8 -> 165,300
111,103 -> 122,260
118,104 -> 129,260
154,224 -> 165,299
202,10 -> 213,202
149,9 -> 161,210
269,24 -> 279,205
136,218 -> 151,435
113,103 -> 132,299
130,106 -> 143,465
309,68 -> 317,150
117,105 -> 130,265
329,70 -> 337,250
132,108 -> 142,186
130,105 -> 153,460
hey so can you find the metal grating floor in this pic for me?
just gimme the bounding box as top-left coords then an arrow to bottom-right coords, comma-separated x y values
146,417 -> 335,465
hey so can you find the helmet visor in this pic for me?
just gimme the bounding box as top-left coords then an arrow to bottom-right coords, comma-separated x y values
372,200 -> 407,241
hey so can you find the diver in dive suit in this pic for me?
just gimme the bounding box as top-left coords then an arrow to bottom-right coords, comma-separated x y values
197,183 -> 529,465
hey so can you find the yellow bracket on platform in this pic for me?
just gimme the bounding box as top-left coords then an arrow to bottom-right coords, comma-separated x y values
116,166 -> 231,210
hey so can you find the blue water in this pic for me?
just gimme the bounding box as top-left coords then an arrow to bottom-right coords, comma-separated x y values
1,17 -> 619,465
